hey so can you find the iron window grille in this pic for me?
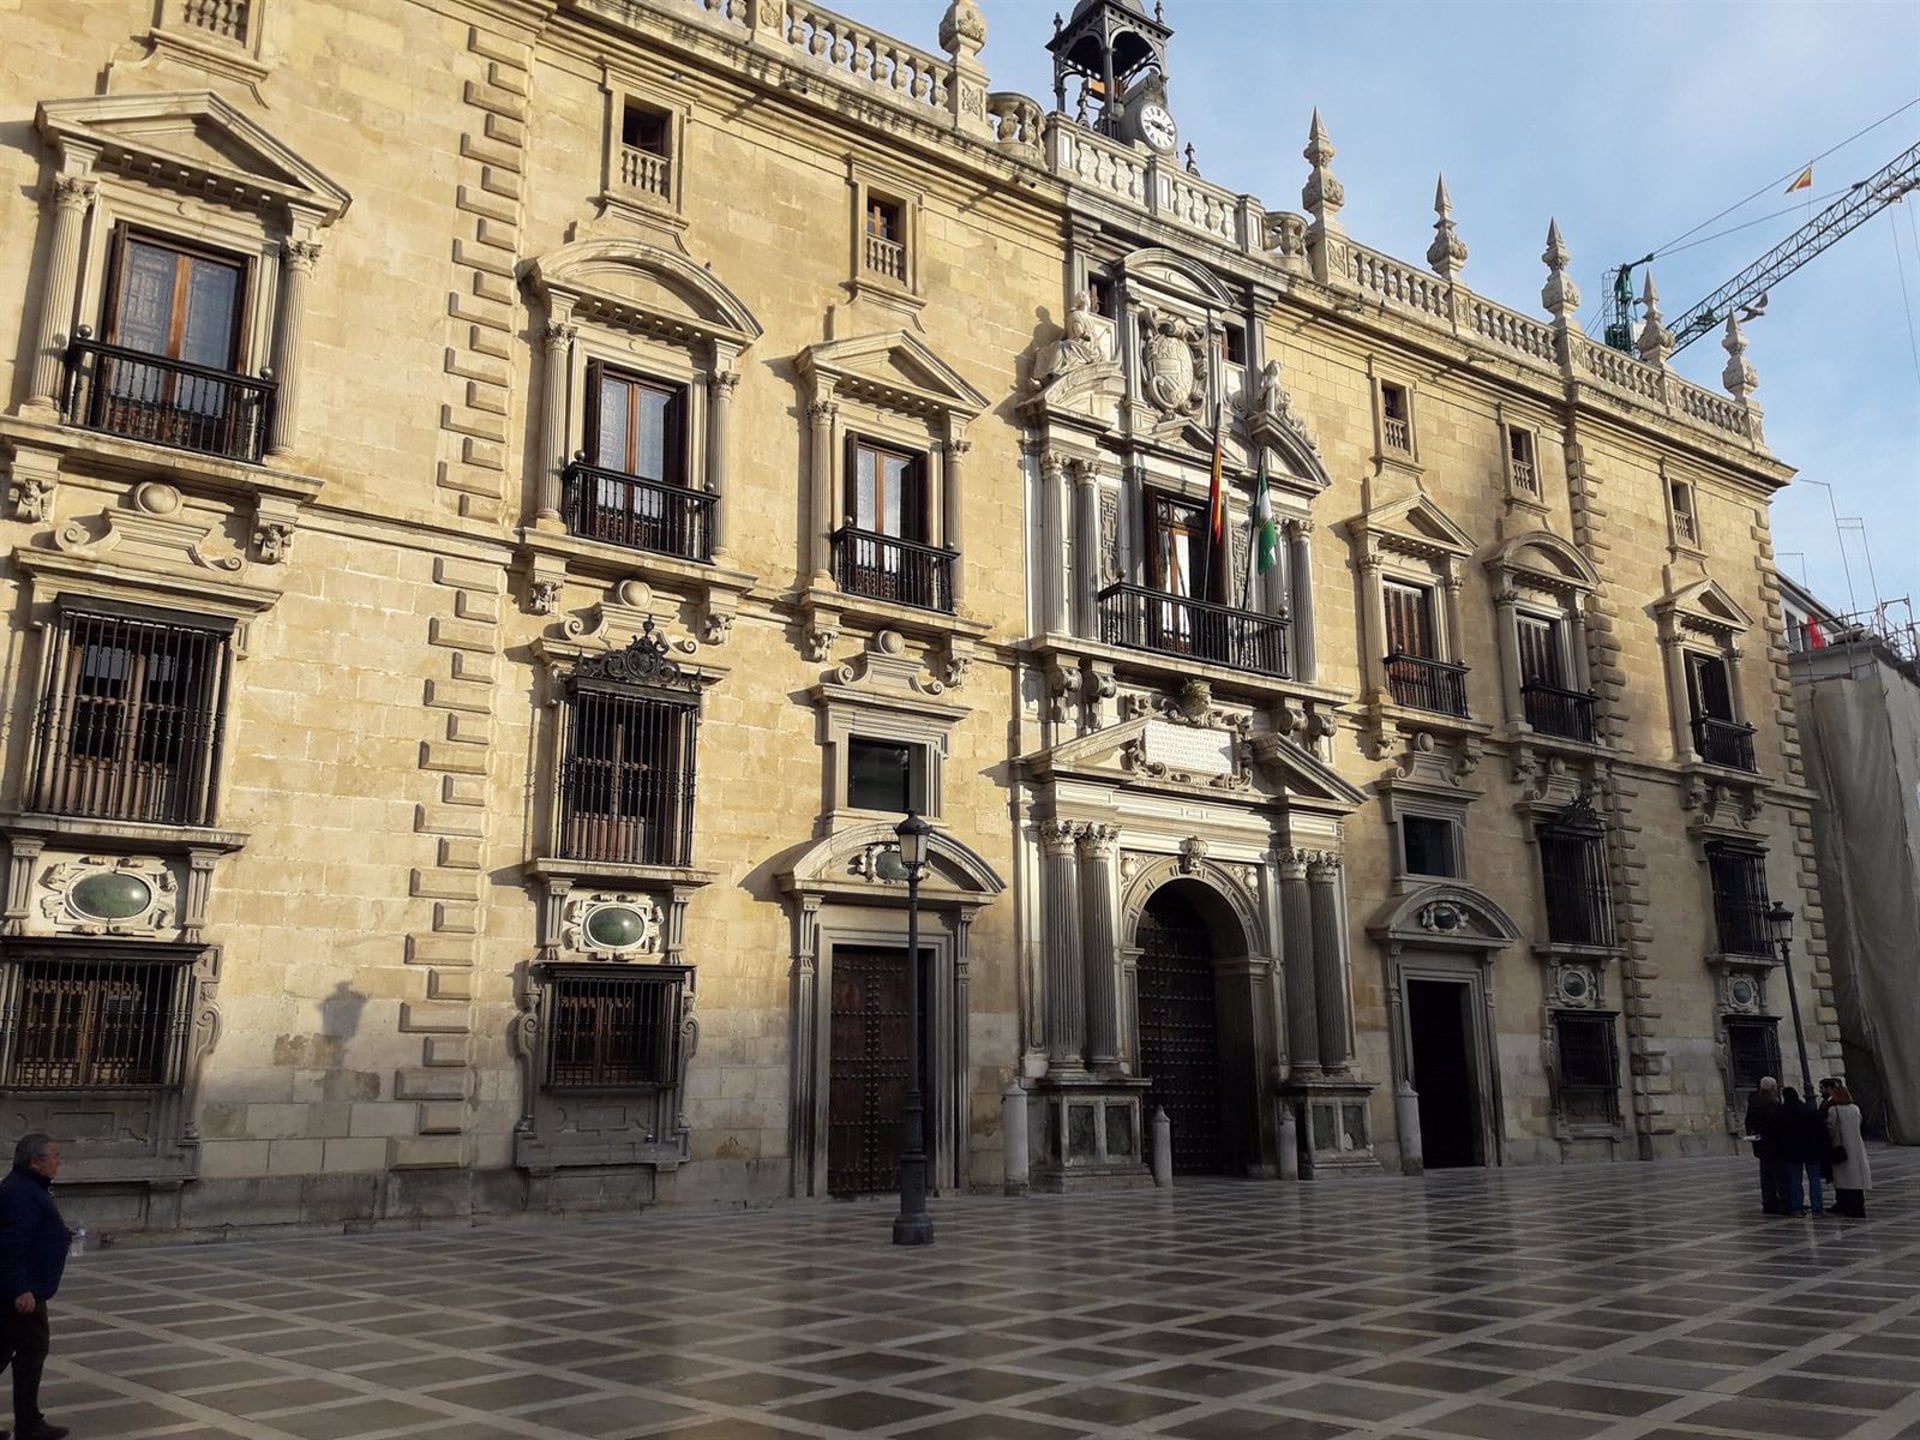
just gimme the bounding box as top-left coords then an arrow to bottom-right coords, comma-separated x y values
542,963 -> 689,1090
1726,1016 -> 1782,1092
1553,1012 -> 1620,1125
0,948 -> 193,1091
556,624 -> 700,868
30,608 -> 231,827
1537,795 -> 1615,947
1707,845 -> 1772,957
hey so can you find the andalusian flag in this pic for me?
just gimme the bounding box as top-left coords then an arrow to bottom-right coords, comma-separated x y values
1784,166 -> 1813,194
1245,459 -> 1278,606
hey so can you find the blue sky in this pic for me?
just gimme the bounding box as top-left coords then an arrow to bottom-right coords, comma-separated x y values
862,0 -> 1920,618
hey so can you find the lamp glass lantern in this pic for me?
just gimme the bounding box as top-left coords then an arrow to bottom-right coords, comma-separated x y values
896,810 -> 932,871
1767,900 -> 1794,950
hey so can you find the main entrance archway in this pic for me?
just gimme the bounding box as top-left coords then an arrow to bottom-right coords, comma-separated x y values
1133,881 -> 1258,1175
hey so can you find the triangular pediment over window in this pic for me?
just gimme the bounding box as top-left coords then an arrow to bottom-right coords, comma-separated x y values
37,91 -> 349,225
1351,492 -> 1476,562
1658,576 -> 1754,636
1027,716 -> 1365,816
526,238 -> 763,347
799,330 -> 989,420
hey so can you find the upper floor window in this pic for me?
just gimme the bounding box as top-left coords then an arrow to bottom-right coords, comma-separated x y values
1669,479 -> 1699,547
619,101 -> 672,200
1506,426 -> 1538,496
1383,579 -> 1467,716
1087,273 -> 1115,317
29,608 -> 231,828
847,737 -> 927,814
1400,814 -> 1459,879
865,196 -> 908,283
1223,323 -> 1248,365
562,364 -> 711,564
554,628 -> 700,869
67,231 -> 272,464
1379,381 -> 1412,454
1149,492 -> 1203,599
1537,811 -> 1614,948
1686,650 -> 1755,771
1517,611 -> 1595,743
1707,844 -> 1771,958
834,438 -> 949,612
0,947 -> 191,1091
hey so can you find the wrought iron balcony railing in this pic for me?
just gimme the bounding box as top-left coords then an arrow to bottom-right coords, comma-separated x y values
831,526 -> 955,613
1523,681 -> 1598,743
1385,653 -> 1470,717
1097,583 -> 1290,679
1713,896 -> 1774,958
1692,714 -> 1758,772
63,333 -> 274,464
563,460 -> 714,563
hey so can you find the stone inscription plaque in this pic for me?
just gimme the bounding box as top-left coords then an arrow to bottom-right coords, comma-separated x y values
1143,721 -> 1235,775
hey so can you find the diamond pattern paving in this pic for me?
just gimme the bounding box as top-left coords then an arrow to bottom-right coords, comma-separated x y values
33,1148 -> 1920,1439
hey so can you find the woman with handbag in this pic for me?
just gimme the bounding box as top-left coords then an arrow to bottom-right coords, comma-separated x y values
1825,1083 -> 1871,1218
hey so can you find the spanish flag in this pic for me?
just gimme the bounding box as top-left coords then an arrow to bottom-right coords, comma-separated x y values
1785,166 -> 1813,194
1206,405 -> 1231,603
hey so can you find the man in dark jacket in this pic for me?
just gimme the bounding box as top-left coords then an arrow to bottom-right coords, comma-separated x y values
1743,1077 -> 1786,1215
0,1133 -> 71,1440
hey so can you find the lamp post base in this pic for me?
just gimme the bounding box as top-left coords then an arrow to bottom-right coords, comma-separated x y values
891,1213 -> 935,1246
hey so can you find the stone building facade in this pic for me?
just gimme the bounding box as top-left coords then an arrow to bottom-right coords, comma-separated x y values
0,0 -> 1840,1231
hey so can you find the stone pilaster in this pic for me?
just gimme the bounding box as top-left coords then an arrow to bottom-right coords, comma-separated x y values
1279,849 -> 1319,1075
536,317 -> 574,525
1308,853 -> 1350,1071
266,238 -> 321,457
1041,818 -> 1085,1071
28,173 -> 95,410
707,362 -> 738,557
1286,519 -> 1316,683
808,394 -> 839,582
1077,823 -> 1121,1068
943,426 -> 969,603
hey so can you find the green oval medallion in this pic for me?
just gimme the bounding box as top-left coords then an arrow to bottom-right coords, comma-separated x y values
71,871 -> 153,921
586,905 -> 647,949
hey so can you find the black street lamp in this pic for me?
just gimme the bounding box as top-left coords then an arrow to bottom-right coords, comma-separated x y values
1767,900 -> 1814,1096
893,810 -> 934,1247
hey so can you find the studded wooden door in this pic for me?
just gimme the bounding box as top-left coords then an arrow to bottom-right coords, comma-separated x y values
1135,889 -> 1223,1175
827,947 -> 910,1196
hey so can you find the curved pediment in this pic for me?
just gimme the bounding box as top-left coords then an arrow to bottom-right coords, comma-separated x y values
1657,576 -> 1754,635
1368,883 -> 1520,952
527,238 -> 762,346
798,330 -> 989,419
777,821 -> 1005,905
1485,529 -> 1599,594
1118,247 -> 1236,308
38,91 -> 350,224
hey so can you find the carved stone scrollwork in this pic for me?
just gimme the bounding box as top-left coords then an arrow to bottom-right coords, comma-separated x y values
1178,835 -> 1209,874
1045,659 -> 1079,724
252,521 -> 294,564
803,621 -> 839,664
8,470 -> 56,524
703,610 -> 733,645
1040,817 -> 1081,854
1098,491 -> 1120,584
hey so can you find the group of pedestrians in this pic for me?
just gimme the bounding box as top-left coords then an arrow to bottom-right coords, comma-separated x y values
1744,1075 -> 1872,1219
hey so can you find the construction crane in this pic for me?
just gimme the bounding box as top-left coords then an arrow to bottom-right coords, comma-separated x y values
1602,138 -> 1920,357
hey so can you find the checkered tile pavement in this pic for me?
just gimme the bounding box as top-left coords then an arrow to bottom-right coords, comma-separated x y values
31,1147 -> 1920,1440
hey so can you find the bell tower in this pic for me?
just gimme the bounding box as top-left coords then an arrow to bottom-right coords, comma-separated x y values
1048,0 -> 1174,147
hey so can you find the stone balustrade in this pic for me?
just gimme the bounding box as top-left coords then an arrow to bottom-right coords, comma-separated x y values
986,92 -> 1044,152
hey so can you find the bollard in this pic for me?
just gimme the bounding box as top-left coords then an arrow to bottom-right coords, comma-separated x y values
1278,1105 -> 1300,1182
1001,1081 -> 1030,1196
1150,1106 -> 1173,1188
1395,1081 -> 1424,1176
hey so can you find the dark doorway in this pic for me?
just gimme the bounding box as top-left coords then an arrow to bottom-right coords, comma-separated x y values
827,946 -> 918,1196
1136,887 -> 1229,1175
1407,978 -> 1481,1168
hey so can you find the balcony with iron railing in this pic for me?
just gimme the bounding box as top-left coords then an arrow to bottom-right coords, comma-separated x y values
63,332 -> 274,464
864,232 -> 907,282
1523,681 -> 1598,743
562,459 -> 715,563
831,526 -> 955,613
1692,714 -> 1758,772
1385,653 -> 1470,717
1097,584 -> 1290,679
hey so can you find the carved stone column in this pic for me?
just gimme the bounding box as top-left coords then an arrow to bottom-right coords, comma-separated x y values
1309,853 -> 1351,1071
808,393 -> 839,583
707,364 -> 738,557
1568,603 -> 1593,691
1041,819 -> 1085,1071
1287,518 -> 1317,682
1072,459 -> 1101,638
536,317 -> 576,526
1360,550 -> 1388,696
1279,849 -> 1319,1075
267,238 -> 321,457
28,174 -> 96,410
943,430 -> 969,605
1077,823 -> 1121,1068
1442,572 -> 1466,668
1494,585 -> 1524,727
1041,452 -> 1071,635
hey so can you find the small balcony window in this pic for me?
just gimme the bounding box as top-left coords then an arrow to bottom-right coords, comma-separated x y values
1670,480 -> 1698,546
619,102 -> 673,200
834,438 -> 954,612
1380,381 -> 1412,454
864,197 -> 908,283
65,231 -> 273,463
1507,427 -> 1538,495
1383,580 -> 1468,716
544,964 -> 688,1089
563,365 -> 714,562
1686,651 -> 1756,771
1518,613 -> 1596,743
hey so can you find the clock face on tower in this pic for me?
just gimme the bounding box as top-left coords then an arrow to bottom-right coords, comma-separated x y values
1137,103 -> 1177,153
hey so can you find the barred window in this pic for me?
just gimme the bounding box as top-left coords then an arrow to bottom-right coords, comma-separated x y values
555,624 -> 700,868
1726,1016 -> 1781,1091
32,609 -> 231,827
1538,801 -> 1614,947
1554,1013 -> 1619,1125
0,949 -> 192,1090
1708,845 -> 1771,957
544,964 -> 687,1089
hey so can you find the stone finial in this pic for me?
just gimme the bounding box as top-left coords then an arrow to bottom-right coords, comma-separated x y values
1426,173 -> 1467,281
1302,108 -> 1344,227
1636,270 -> 1675,367
1721,313 -> 1757,401
1540,218 -> 1580,322
939,0 -> 986,58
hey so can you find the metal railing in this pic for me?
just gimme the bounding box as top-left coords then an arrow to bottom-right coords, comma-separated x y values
544,965 -> 685,1089
557,688 -> 699,867
0,953 -> 192,1090
563,460 -> 714,563
1523,681 -> 1598,743
1539,828 -> 1615,948
1385,653 -> 1470,717
1693,714 -> 1758,771
831,526 -> 955,613
1097,583 -> 1290,678
64,333 -> 274,464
